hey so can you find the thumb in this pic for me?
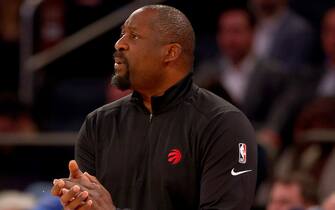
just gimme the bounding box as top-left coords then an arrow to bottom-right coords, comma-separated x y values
68,160 -> 83,178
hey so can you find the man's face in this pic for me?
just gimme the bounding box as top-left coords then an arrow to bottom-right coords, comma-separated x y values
217,10 -> 253,64
113,9 -> 165,91
267,182 -> 304,210
322,194 -> 335,210
322,9 -> 335,61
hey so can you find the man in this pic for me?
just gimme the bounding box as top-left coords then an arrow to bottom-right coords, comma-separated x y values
259,6 -> 335,151
323,193 -> 335,210
316,6 -> 335,97
195,7 -> 287,131
266,173 -> 319,210
51,5 -> 257,210
250,0 -> 315,72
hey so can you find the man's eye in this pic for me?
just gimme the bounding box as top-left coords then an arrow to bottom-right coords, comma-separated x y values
130,33 -> 139,39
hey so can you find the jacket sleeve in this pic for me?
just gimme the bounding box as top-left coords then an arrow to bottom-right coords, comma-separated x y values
75,115 -> 96,176
199,111 -> 257,210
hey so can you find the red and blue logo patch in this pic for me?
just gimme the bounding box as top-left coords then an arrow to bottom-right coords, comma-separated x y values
239,143 -> 247,164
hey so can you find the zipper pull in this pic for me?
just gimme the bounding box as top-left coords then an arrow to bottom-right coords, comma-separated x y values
149,113 -> 153,123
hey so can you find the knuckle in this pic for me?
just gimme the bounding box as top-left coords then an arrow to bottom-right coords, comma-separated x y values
60,194 -> 72,204
66,202 -> 77,209
51,185 -> 58,193
81,204 -> 90,210
60,196 -> 68,204
65,197 -> 81,209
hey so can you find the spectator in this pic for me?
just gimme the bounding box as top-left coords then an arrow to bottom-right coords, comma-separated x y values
195,6 -> 287,129
291,6 -> 335,101
255,6 -> 335,151
250,0 -> 315,72
267,172 -> 320,210
317,7 -> 335,97
323,193 -> 335,210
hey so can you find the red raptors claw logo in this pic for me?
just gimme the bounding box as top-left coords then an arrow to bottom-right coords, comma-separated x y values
168,149 -> 182,165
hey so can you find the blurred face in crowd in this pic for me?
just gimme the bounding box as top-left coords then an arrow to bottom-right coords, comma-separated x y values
322,8 -> 335,64
217,10 -> 254,65
323,193 -> 335,210
113,8 -> 167,91
251,0 -> 284,17
267,182 -> 304,210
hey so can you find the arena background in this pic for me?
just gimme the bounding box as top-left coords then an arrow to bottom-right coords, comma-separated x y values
0,0 -> 335,209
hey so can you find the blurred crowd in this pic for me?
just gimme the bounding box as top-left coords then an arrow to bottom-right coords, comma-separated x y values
0,0 -> 335,209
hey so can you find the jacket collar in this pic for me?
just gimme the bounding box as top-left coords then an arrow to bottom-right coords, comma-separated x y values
131,73 -> 193,114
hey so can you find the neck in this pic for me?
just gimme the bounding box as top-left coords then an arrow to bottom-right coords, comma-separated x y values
140,90 -> 164,113
137,70 -> 188,113
231,59 -> 243,68
230,53 -> 250,68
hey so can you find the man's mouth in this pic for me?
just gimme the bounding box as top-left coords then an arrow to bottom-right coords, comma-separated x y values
114,62 -> 123,71
113,51 -> 128,70
113,51 -> 127,63
114,57 -> 124,64
114,58 -> 127,71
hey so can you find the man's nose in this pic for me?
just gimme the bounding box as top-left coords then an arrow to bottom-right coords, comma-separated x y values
115,36 -> 129,51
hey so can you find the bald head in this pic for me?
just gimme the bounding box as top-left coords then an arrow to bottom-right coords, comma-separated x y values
139,5 -> 195,65
113,5 -> 195,93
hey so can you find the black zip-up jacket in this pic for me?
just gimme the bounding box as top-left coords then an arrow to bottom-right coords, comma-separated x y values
76,74 -> 257,210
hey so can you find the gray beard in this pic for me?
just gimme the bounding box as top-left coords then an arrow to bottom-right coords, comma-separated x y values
111,71 -> 131,91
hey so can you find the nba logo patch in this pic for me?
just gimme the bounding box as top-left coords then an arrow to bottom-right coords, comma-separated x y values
239,143 -> 247,164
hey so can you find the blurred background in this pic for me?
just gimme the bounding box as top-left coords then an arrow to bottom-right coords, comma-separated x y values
0,0 -> 335,209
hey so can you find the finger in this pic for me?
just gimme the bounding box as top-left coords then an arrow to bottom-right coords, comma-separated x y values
60,185 -> 81,205
51,179 -> 65,196
60,188 -> 69,206
77,200 -> 93,210
62,180 -> 78,189
84,172 -> 100,184
69,160 -> 83,179
65,191 -> 89,210
62,179 -> 90,192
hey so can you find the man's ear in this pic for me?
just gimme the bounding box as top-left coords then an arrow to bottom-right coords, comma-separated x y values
164,43 -> 182,62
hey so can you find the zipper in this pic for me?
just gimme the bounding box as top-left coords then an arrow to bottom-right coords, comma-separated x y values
149,113 -> 153,123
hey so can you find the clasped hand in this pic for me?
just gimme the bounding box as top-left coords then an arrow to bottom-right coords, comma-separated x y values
51,160 -> 116,210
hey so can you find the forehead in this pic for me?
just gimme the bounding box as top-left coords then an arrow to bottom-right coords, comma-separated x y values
123,8 -> 157,31
219,11 -> 249,27
272,182 -> 301,197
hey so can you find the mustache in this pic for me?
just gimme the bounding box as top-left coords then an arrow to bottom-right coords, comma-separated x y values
113,51 -> 127,63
